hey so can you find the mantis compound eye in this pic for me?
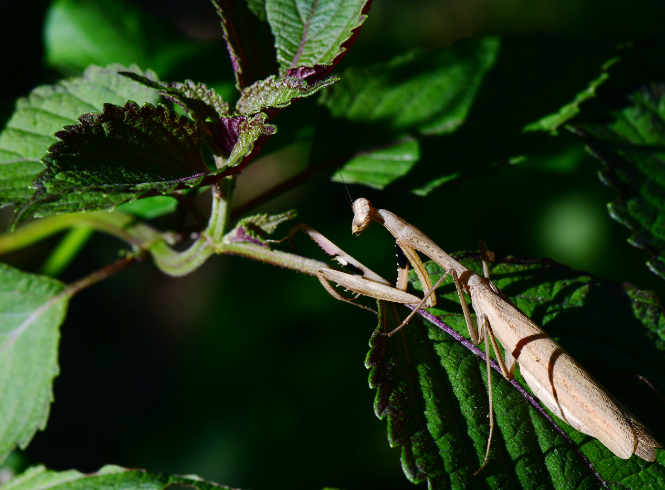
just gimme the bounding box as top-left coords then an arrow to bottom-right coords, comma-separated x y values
352,197 -> 372,235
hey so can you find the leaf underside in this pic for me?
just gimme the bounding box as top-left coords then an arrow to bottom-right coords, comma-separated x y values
212,0 -> 279,90
367,254 -> 665,489
0,264 -> 68,463
570,83 -> 665,281
2,465 -> 240,490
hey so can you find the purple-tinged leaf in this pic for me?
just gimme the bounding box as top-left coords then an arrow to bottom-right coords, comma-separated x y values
236,74 -> 338,116
216,112 -> 276,168
12,101 -> 276,224
120,72 -> 231,154
266,0 -> 372,83
227,210 -> 297,247
213,0 -> 279,90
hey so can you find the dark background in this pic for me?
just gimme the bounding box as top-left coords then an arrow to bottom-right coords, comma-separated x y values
1,0 -> 664,489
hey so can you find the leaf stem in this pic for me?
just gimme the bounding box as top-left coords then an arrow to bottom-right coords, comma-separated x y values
230,159 -> 340,220
65,254 -> 144,297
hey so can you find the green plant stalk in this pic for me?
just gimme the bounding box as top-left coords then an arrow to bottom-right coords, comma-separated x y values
1,179 -> 330,280
40,227 -> 94,277
0,211 -> 164,254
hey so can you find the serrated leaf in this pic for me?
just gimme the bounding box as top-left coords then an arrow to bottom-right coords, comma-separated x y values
570,83 -> 665,280
44,0 -> 204,76
0,65 -> 161,208
216,112 -> 277,168
14,101 -> 207,222
315,36 -> 618,194
228,209 -> 297,246
236,75 -> 338,116
266,0 -> 372,81
368,254 -> 665,489
0,264 -> 69,462
524,58 -> 620,134
14,103 -> 276,224
213,0 -> 279,90
3,465 -> 241,490
120,72 -> 232,154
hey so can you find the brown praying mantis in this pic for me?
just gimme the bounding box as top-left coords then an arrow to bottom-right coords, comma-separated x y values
287,197 -> 661,474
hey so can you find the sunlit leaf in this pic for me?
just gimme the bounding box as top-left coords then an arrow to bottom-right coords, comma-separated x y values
266,0 -> 372,82
0,264 -> 69,462
3,465 -> 241,490
236,75 -> 338,116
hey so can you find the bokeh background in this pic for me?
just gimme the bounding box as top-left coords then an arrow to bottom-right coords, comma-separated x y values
1,0 -> 665,489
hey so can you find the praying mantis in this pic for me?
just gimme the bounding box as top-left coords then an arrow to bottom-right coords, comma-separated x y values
288,197 -> 661,474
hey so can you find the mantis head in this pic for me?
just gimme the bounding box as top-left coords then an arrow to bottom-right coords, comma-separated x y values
352,198 -> 372,235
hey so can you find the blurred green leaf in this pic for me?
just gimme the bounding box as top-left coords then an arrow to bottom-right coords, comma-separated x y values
316,37 -> 499,190
0,264 -> 68,462
524,57 -> 620,134
315,36 -> 618,195
570,83 -> 665,280
266,0 -> 371,78
369,254 -> 665,489
44,0 -> 203,76
3,465 -> 241,489
116,195 -> 179,219
0,65 -> 160,209
40,227 -> 94,277
212,0 -> 278,90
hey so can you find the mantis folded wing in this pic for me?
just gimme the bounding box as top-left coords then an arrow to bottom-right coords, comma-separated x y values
288,199 -> 662,474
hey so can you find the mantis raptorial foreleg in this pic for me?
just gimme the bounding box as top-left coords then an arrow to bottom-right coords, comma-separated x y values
286,224 -> 422,314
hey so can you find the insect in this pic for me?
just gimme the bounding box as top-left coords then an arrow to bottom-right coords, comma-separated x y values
290,197 -> 661,473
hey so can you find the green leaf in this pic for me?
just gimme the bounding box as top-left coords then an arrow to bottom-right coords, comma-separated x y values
0,65 -> 161,209
266,0 -> 371,79
570,83 -> 665,280
228,209 -> 297,246
314,36 -> 618,194
236,75 -> 338,115
368,254 -> 665,488
14,102 -> 208,223
524,57 -> 621,134
0,264 -> 69,462
44,0 -> 204,76
3,465 -> 240,489
212,0 -> 279,89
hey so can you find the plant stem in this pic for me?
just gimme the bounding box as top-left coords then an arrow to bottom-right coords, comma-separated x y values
65,254 -> 143,297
